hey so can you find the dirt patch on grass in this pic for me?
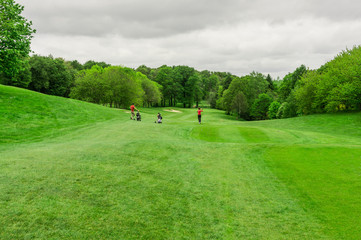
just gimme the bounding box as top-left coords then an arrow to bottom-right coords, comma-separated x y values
164,109 -> 182,113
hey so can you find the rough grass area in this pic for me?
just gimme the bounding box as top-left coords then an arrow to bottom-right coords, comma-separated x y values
1,85 -> 360,239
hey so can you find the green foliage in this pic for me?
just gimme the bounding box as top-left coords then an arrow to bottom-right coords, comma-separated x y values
325,81 -> 361,112
214,85 -> 224,110
268,101 -> 281,119
133,65 -> 238,109
199,70 -> 216,99
222,73 -> 233,90
250,93 -> 273,120
105,66 -> 144,107
28,55 -> 75,97
0,0 -> 35,82
219,72 -> 269,119
295,46 -> 361,114
173,66 -> 197,108
279,65 -> 307,102
216,97 -> 224,110
0,59 -> 31,87
154,65 -> 175,106
266,74 -> 275,90
276,102 -> 287,119
69,65 -> 106,104
83,60 -> 110,69
217,85 -> 223,97
69,60 -> 83,71
243,72 -> 269,105
133,66 -> 273,112
7,44 -> 361,123
232,91 -> 248,119
136,64 -> 152,78
293,70 -> 320,114
70,65 -> 150,108
277,96 -> 298,119
138,72 -> 162,107
285,94 -> 298,118
192,74 -> 203,107
222,77 -> 246,114
208,91 -> 217,108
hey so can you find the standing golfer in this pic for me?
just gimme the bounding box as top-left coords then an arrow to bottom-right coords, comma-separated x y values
130,103 -> 137,120
197,107 -> 203,124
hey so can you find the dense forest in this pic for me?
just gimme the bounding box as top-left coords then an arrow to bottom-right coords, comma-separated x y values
1,46 -> 361,121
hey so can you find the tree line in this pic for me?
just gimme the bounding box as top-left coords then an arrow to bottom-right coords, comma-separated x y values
2,46 -> 361,120
2,0 -> 361,120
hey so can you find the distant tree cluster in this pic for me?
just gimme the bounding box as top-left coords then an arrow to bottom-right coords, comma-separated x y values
0,54 -> 116,98
136,65 -> 221,108
136,65 -> 282,120
70,65 -> 161,108
191,45 -> 361,120
28,55 -> 76,97
294,46 -> 361,114
216,72 -> 275,120
273,46 -> 361,118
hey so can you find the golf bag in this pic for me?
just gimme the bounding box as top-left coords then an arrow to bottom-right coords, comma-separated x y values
136,112 -> 141,121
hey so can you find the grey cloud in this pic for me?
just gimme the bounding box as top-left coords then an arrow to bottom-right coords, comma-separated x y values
20,0 -> 361,39
19,0 -> 361,78
21,0 -> 247,38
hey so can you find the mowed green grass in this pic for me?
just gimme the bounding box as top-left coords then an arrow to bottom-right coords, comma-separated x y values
1,84 -> 360,239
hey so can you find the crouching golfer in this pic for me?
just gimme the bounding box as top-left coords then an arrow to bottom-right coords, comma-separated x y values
155,113 -> 162,123
197,107 -> 203,124
130,103 -> 137,120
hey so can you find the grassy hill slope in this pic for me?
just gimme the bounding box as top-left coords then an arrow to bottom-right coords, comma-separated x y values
1,85 -> 360,239
0,85 -> 121,144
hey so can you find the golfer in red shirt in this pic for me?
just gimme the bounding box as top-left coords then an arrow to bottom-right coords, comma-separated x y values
130,103 -> 137,120
197,107 -> 203,124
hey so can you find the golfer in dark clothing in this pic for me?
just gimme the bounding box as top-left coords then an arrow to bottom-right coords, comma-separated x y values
197,108 -> 203,124
156,113 -> 162,123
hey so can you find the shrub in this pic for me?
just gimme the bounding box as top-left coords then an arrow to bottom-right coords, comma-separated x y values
268,101 -> 281,119
250,93 -> 273,120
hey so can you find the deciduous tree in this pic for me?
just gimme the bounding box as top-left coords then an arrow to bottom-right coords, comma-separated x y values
0,0 -> 35,85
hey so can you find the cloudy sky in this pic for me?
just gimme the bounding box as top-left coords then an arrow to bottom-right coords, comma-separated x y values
19,0 -> 361,78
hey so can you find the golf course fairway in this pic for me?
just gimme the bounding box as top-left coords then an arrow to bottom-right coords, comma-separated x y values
1,85 -> 360,239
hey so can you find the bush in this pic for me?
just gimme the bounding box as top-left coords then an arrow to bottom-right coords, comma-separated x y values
277,101 -> 298,119
268,101 -> 281,119
276,102 -> 287,119
250,93 -> 273,120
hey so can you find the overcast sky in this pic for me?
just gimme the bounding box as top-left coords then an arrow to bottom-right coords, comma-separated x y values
19,0 -> 361,78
